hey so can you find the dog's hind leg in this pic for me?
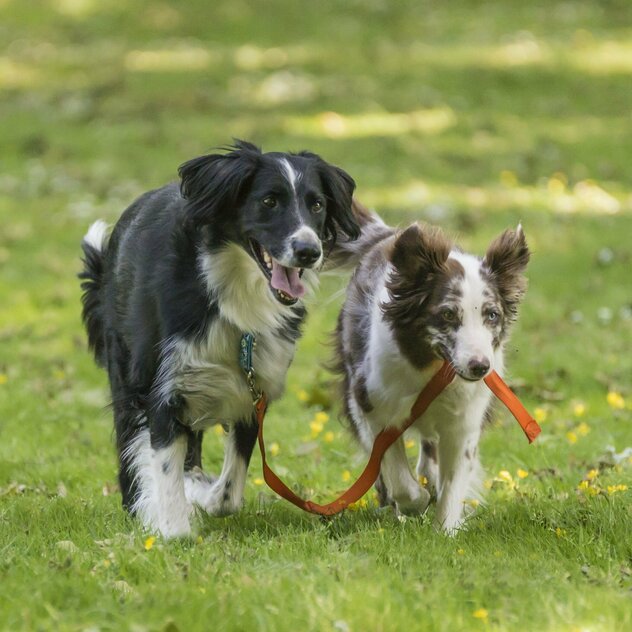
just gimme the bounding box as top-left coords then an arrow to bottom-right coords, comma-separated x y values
184,417 -> 258,516
416,439 -> 439,499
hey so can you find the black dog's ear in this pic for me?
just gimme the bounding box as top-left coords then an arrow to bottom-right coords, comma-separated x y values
298,152 -> 358,243
178,140 -> 260,225
320,162 -> 359,243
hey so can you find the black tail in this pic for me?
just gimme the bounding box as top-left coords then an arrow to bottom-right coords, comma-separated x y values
78,221 -> 109,366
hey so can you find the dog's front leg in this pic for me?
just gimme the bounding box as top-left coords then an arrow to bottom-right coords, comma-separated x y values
434,430 -> 480,535
184,416 -> 258,516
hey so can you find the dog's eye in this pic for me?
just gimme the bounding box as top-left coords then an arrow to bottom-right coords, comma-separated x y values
311,200 -> 324,213
262,196 -> 277,209
486,310 -> 500,323
442,309 -> 456,322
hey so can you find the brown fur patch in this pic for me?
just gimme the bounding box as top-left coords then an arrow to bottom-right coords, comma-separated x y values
382,223 -> 462,369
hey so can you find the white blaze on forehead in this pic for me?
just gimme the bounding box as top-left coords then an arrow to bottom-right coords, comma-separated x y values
448,251 -> 488,315
278,157 -> 301,193
448,250 -> 495,369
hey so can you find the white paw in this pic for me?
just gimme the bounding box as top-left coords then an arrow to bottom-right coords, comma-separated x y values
395,486 -> 431,517
184,471 -> 242,517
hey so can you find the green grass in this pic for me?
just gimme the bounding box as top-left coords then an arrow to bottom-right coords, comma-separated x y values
1,1 -> 632,630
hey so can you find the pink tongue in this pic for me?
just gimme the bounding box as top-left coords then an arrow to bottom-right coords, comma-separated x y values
270,261 -> 305,298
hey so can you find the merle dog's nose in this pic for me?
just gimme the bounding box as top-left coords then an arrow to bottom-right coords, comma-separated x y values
292,240 -> 321,267
467,358 -> 491,379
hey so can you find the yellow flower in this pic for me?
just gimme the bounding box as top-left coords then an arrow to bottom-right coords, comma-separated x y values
196,535 -> 204,544
547,175 -> 566,194
566,431 -> 578,445
465,498 -> 480,508
144,536 -> 156,551
499,170 -> 517,187
573,402 -> 586,417
607,484 -> 628,495
213,424 -> 226,436
0,374 -> 7,385
323,431 -> 335,443
404,439 -> 415,450
341,470 -> 351,482
314,411 -> 329,424
457,548 -> 465,555
497,470 -> 513,483
555,527 -> 566,538
534,407 -> 548,423
309,420 -> 324,437
577,480 -> 590,491
516,469 -> 529,479
418,475 -> 428,486
348,498 -> 368,511
576,422 -> 590,437
585,469 -> 599,481
297,389 -> 309,403
269,442 -> 280,457
254,478 -> 264,486
472,608 -> 488,621
607,391 -> 625,409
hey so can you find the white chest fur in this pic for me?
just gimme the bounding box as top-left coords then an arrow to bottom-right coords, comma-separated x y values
158,319 -> 296,429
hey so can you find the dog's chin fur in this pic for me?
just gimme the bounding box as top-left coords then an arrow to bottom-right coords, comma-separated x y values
198,242 -> 319,333
333,222 -> 529,534
79,140 -> 364,538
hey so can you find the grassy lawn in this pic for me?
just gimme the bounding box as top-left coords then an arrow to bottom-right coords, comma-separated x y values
1,1 -> 631,630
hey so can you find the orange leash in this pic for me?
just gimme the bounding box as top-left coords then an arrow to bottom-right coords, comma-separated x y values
256,361 -> 541,516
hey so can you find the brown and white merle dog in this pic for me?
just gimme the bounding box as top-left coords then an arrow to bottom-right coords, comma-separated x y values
333,222 -> 530,533
79,141 -> 386,538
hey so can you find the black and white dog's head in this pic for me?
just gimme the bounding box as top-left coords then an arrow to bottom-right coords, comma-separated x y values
384,223 -> 530,381
179,140 -> 359,306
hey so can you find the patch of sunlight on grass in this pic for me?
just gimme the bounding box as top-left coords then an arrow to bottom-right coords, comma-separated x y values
285,107 -> 457,139
0,58 -> 39,88
571,40 -> 632,75
52,0 -> 100,19
364,177 -> 631,215
124,46 -> 218,72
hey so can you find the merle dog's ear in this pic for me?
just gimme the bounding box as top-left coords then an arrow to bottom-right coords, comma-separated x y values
178,140 -> 261,225
391,223 -> 451,280
383,223 -> 452,323
484,224 -> 530,315
314,160 -> 359,243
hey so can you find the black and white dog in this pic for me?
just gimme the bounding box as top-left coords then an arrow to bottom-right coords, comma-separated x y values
79,140 -> 364,537
333,222 -> 529,534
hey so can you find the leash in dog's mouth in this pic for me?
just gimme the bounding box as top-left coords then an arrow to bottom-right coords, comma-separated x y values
249,239 -> 305,306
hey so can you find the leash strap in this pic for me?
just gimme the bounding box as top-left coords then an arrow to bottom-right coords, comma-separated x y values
242,330 -> 542,517
255,361 -> 457,516
484,371 -> 541,443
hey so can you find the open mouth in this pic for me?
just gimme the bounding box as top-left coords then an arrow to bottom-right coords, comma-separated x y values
249,239 -> 305,306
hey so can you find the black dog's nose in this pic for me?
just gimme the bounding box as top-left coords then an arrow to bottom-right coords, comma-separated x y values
292,240 -> 321,267
467,358 -> 491,379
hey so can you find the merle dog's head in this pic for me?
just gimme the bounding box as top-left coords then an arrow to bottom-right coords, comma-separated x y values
384,223 -> 530,381
178,140 -> 359,306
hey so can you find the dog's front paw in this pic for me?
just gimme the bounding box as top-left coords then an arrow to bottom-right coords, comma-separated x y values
433,512 -> 465,536
184,470 -> 243,517
395,486 -> 431,517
